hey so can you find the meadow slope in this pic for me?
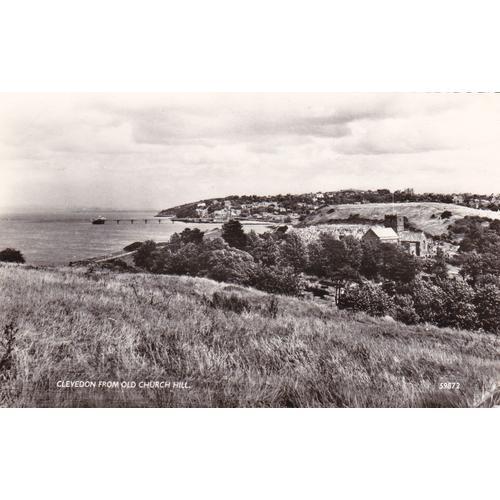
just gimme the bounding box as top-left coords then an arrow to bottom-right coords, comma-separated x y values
0,264 -> 498,407
304,202 -> 500,235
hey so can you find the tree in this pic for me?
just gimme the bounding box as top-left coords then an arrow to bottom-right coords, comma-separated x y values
379,243 -> 419,283
429,247 -> 448,281
436,278 -> 478,330
133,240 -> 157,271
222,220 -> 247,249
330,266 -> 362,304
459,252 -> 500,285
410,278 -> 446,325
306,240 -> 328,277
314,234 -> 363,302
410,277 -> 477,330
206,248 -> 255,284
0,248 -> 25,263
163,243 -> 203,276
179,228 -> 204,245
246,233 -> 281,266
318,233 -> 362,277
280,232 -> 308,272
474,284 -> 500,334
360,240 -> 383,280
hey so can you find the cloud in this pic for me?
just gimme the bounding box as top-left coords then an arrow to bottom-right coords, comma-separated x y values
96,93 -> 409,147
0,93 -> 499,210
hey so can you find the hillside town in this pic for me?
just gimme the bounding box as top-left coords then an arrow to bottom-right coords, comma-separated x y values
157,188 -> 500,224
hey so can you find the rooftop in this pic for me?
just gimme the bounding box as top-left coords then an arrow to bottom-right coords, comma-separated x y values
399,230 -> 427,242
365,227 -> 399,240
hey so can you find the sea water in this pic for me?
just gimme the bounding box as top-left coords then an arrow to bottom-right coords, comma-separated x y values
0,210 -> 271,266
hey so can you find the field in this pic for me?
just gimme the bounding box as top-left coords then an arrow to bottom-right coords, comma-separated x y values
304,202 -> 500,235
0,263 -> 499,407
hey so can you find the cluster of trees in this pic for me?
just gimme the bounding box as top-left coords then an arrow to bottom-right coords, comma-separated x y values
133,222 -> 422,300
338,217 -> 500,334
450,217 -> 500,285
339,276 -> 500,334
133,223 -> 305,296
132,218 -> 500,334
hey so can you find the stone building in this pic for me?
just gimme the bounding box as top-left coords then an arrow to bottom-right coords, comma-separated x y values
399,231 -> 428,257
361,227 -> 399,244
361,213 -> 429,257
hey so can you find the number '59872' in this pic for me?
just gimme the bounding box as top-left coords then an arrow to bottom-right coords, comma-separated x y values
439,382 -> 460,390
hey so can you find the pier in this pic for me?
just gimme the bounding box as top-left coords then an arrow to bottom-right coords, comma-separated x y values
103,218 -> 173,224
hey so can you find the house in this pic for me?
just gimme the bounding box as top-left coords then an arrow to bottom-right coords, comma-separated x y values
361,227 -> 399,244
213,209 -> 229,222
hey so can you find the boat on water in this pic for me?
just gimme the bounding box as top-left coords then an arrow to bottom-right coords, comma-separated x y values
91,216 -> 107,225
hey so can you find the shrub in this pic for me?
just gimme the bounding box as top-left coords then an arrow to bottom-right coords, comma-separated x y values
0,248 -> 25,263
393,294 -> 420,324
338,283 -> 395,317
0,321 -> 17,374
206,292 -> 251,314
251,265 -> 304,296
265,296 -> 279,318
99,259 -> 137,273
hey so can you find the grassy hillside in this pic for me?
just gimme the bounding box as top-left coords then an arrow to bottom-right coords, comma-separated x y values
0,264 -> 498,407
304,202 -> 500,236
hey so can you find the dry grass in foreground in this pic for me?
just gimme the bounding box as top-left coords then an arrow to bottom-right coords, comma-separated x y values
0,264 -> 499,407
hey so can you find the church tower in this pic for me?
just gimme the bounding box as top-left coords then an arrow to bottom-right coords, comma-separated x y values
384,214 -> 404,234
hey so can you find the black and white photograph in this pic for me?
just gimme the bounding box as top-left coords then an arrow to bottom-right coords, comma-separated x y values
1,92 -> 498,408
2,2 -> 500,498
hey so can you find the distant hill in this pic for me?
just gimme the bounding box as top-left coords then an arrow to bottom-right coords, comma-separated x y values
302,202 -> 500,236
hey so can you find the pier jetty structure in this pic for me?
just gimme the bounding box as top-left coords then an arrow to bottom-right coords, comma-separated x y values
91,217 -> 174,224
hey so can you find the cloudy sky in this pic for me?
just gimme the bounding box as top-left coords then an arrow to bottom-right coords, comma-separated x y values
0,93 -> 499,211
